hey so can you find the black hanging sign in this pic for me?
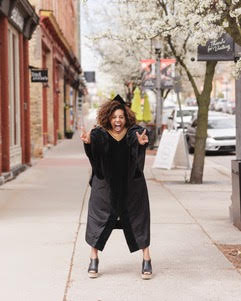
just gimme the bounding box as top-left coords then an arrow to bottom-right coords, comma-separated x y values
31,69 -> 48,82
197,34 -> 234,61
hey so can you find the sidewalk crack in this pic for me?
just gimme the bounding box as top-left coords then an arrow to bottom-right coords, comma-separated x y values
63,172 -> 90,301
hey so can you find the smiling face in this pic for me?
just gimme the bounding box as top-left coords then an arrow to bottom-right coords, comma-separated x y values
110,109 -> 126,133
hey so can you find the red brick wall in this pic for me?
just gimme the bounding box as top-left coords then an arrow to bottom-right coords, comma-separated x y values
0,19 -> 2,174
42,0 -> 77,55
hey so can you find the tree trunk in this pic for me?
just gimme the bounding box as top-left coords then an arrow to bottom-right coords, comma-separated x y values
190,61 -> 217,184
189,103 -> 209,183
167,36 -> 217,184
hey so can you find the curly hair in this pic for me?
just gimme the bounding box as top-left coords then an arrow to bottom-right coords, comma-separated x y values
97,100 -> 136,130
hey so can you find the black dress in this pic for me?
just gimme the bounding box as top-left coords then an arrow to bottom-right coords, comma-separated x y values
84,125 -> 150,253
108,132 -> 128,220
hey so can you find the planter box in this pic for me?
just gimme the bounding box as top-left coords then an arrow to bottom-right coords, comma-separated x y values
65,132 -> 74,139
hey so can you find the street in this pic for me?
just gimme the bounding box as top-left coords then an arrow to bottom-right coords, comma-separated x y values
0,135 -> 241,301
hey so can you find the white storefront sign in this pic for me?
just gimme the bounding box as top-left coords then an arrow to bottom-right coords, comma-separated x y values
10,7 -> 24,31
152,129 -> 190,170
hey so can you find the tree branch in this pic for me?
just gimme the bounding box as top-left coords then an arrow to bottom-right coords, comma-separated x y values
166,35 -> 200,98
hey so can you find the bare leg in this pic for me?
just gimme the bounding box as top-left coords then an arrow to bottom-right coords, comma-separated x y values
90,247 -> 98,259
142,247 -> 151,260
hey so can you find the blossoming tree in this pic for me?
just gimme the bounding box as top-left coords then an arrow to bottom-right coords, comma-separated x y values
84,0 -> 239,183
109,0 -> 219,183
82,1 -> 151,99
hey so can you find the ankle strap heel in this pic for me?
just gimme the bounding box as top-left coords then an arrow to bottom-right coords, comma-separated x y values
88,258 -> 99,278
141,259 -> 152,280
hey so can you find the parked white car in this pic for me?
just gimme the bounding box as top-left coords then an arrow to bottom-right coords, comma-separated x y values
222,100 -> 235,114
186,114 -> 236,153
174,106 -> 198,129
214,98 -> 228,112
185,98 -> 197,106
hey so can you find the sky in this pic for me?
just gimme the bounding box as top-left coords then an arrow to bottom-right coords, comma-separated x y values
80,0 -> 116,93
81,0 -> 104,71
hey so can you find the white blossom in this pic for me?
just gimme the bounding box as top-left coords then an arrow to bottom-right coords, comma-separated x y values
233,58 -> 241,79
83,0 -> 241,91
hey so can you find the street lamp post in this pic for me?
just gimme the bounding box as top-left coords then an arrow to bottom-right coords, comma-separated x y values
230,45 -> 241,230
154,38 -> 162,143
231,66 -> 241,230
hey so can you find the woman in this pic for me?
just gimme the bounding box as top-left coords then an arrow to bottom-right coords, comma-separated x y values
81,95 -> 152,279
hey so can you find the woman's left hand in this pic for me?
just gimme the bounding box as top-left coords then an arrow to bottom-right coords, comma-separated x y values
136,129 -> 149,145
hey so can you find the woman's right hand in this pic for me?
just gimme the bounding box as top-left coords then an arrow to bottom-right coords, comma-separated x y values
80,127 -> 91,144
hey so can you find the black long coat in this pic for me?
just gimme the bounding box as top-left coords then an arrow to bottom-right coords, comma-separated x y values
84,125 -> 150,253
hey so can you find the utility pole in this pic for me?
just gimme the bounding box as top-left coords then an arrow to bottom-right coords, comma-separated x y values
231,44 -> 241,229
231,66 -> 241,229
154,38 -> 162,143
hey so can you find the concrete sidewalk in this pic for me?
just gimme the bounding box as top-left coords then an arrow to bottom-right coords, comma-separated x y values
0,134 -> 241,301
0,134 -> 90,301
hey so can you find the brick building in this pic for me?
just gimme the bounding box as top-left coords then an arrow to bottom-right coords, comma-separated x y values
0,0 -> 38,181
28,0 -> 83,156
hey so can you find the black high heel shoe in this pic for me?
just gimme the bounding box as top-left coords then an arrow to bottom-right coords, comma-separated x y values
88,258 -> 99,278
141,259 -> 152,280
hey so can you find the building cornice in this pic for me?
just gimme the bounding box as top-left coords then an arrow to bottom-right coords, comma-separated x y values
40,10 -> 81,74
0,0 -> 39,39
